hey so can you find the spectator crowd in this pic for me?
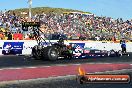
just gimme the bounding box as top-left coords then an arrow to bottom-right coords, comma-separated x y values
0,10 -> 132,41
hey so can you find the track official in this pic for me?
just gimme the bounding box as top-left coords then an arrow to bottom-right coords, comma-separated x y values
120,38 -> 126,54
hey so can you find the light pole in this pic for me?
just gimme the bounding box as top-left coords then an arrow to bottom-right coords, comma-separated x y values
28,0 -> 32,21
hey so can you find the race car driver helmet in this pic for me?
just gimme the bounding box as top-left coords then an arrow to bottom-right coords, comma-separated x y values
58,37 -> 64,44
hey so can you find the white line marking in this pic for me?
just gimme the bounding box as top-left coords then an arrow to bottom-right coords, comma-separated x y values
0,75 -> 76,85
0,64 -> 82,70
0,63 -> 131,71
94,69 -> 132,74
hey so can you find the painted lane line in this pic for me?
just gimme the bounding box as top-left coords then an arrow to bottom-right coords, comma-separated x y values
0,64 -> 82,70
0,63 -> 131,71
0,75 -> 76,85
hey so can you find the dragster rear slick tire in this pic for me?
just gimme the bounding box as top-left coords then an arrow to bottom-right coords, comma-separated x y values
32,47 -> 42,60
42,46 -> 58,61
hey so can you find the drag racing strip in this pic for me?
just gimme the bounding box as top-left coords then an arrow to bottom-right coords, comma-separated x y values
0,63 -> 132,83
0,63 -> 113,70
1,69 -> 132,85
1,55 -> 132,69
1,70 -> 132,88
0,63 -> 131,71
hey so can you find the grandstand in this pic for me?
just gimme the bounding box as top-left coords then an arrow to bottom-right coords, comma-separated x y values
0,7 -> 132,41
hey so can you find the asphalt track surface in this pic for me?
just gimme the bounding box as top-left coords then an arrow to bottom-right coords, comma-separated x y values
1,70 -> 132,88
0,55 -> 132,88
0,54 -> 132,68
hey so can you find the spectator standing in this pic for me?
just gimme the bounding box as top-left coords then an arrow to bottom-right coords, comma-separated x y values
18,31 -> 23,40
13,32 -> 17,40
7,32 -> 12,40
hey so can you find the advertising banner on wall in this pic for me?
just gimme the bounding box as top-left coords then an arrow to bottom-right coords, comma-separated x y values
69,43 -> 85,57
2,42 -> 24,55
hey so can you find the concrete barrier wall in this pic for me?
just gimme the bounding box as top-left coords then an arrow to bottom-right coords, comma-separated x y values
0,40 -> 132,55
